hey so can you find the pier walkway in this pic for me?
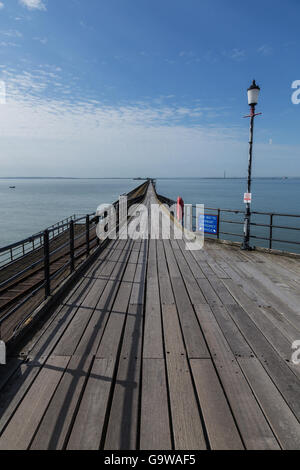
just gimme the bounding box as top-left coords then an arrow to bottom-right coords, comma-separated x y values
0,183 -> 300,450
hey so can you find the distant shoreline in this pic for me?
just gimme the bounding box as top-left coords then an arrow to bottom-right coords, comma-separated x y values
0,177 -> 299,180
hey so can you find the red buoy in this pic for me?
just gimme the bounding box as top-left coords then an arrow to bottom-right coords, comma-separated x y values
177,197 -> 184,224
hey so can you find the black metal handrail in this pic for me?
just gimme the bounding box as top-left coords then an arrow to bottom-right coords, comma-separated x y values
157,195 -> 300,252
0,214 -> 80,268
193,207 -> 300,251
0,180 -> 150,342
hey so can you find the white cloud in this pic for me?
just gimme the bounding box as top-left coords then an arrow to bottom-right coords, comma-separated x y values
0,2 -> 4,10
0,29 -> 23,38
0,69 -> 299,177
228,48 -> 246,61
258,44 -> 273,56
33,36 -> 48,44
19,0 -> 46,11
0,41 -> 20,47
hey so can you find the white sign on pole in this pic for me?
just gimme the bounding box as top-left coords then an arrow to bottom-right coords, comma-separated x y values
244,193 -> 252,203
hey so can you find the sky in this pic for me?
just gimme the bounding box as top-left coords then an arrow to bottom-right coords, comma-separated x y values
0,0 -> 299,177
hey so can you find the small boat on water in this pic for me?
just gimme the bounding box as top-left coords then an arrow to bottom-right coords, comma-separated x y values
9,186 -> 16,189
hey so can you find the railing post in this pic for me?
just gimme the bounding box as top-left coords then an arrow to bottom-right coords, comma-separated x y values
86,215 -> 90,257
95,215 -> 100,246
269,214 -> 273,250
217,209 -> 220,239
70,220 -> 75,272
44,230 -> 50,298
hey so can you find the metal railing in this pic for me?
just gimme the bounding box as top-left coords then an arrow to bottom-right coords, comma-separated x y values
0,181 -> 149,343
199,207 -> 300,252
157,194 -> 300,253
0,215 -> 78,268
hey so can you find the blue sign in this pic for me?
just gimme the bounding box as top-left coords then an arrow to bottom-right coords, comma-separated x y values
198,214 -> 218,235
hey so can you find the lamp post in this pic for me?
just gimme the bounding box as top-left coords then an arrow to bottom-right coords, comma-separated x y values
242,80 -> 261,251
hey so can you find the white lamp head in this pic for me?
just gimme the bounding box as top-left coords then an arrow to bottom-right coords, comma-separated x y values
247,80 -> 260,106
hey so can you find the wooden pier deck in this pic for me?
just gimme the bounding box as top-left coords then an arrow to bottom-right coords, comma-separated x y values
0,183 -> 300,450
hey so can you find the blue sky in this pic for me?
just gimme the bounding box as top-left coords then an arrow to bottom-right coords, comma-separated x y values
0,0 -> 299,177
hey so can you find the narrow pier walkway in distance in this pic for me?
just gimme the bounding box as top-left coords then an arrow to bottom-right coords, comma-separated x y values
0,184 -> 300,450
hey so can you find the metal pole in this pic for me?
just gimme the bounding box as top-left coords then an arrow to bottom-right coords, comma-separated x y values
242,105 -> 255,251
86,215 -> 90,257
70,220 -> 75,272
269,214 -> 273,250
44,230 -> 50,298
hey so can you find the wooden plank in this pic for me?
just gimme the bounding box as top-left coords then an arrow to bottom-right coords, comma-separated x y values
207,261 -> 230,279
30,354 -> 93,450
217,258 -> 300,341
238,357 -> 300,450
238,260 -> 300,314
104,304 -> 143,450
170,278 -> 209,359
163,241 -> 209,359
208,277 -> 236,306
25,241 -> 127,362
143,240 -> 164,359
95,239 -> 139,361
194,304 -> 280,450
222,279 -> 300,366
163,240 -> 181,278
140,358 -> 172,450
162,305 -> 207,449
67,358 -> 115,450
130,261 -> 147,306
0,355 -> 70,450
22,276 -> 97,359
74,242 -> 135,357
190,359 -> 244,450
176,239 -> 205,279
210,303 -> 253,358
171,244 -> 207,304
53,243 -> 135,358
165,353 -> 207,450
192,258 -> 216,278
197,278 -> 222,305
0,362 -> 41,436
225,303 -> 300,421
0,357 -> 24,392
96,281 -> 135,360
52,306 -> 95,357
143,286 -> 163,359
223,257 -> 300,331
156,240 -> 175,306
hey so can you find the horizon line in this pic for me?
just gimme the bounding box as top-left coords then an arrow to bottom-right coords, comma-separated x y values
0,176 -> 299,180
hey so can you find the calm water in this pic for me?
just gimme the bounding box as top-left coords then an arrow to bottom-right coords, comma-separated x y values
0,179 -> 137,247
0,178 -> 299,252
156,178 -> 300,252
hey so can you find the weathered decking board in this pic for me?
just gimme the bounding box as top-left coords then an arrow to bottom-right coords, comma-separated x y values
0,183 -> 300,450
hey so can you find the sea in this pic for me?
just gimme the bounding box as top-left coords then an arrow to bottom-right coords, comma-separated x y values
0,177 -> 299,253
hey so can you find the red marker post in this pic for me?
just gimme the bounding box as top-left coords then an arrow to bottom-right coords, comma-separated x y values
177,197 -> 184,227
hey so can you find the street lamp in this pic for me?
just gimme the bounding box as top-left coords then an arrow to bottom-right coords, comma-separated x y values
242,80 -> 261,251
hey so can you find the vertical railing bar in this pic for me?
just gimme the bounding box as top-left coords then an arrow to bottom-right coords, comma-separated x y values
269,214 -> 273,250
70,220 -> 75,272
44,230 -> 50,298
86,215 -> 90,258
